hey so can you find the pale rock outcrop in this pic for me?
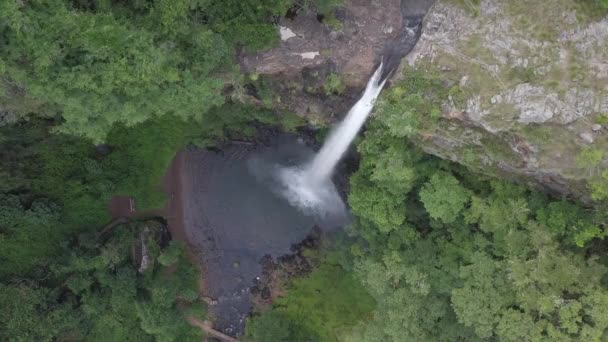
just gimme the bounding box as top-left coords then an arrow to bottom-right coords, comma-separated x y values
407,0 -> 607,200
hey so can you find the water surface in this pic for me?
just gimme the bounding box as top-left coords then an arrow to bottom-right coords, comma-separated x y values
180,135 -> 346,335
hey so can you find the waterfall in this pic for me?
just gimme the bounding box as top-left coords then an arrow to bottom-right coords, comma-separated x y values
306,63 -> 387,184
274,63 -> 387,217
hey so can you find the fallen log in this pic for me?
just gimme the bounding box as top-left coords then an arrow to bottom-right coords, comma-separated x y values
186,316 -> 239,342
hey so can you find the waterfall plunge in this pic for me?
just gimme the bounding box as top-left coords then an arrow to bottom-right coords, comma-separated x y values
307,63 -> 387,182
276,63 -> 387,216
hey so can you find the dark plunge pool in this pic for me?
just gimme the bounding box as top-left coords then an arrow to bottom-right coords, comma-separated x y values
178,134 -> 348,336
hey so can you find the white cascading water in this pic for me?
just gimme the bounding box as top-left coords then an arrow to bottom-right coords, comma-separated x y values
306,63 -> 387,183
276,63 -> 387,216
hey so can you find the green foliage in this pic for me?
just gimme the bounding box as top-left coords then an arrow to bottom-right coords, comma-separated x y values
575,147 -> 608,202
279,112 -> 306,132
158,240 -> 184,266
419,172 -> 471,223
0,0 -> 287,142
595,113 -> 608,125
535,199 -> 605,246
0,282 -> 84,341
297,0 -> 344,15
348,174 -> 408,231
196,0 -> 291,50
590,169 -> 608,201
575,0 -> 608,18
345,109 -> 608,341
347,126 -> 429,235
0,221 -> 203,341
33,133 -> 111,227
246,261 -> 375,342
100,115 -> 211,209
184,301 -> 207,320
451,254 -> 515,338
324,73 -> 346,95
577,147 -> 604,169
0,194 -> 63,277
374,66 -> 449,138
247,309 -> 313,342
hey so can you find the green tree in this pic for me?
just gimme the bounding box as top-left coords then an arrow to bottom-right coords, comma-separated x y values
0,0 -> 287,142
419,172 -> 471,223
0,194 -> 63,277
451,254 -> 515,338
247,262 -> 375,342
158,240 -> 184,266
346,111 -> 608,341
0,283 -> 80,341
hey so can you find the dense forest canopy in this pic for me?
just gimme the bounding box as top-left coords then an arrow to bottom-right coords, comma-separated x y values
1,0 -> 608,341
0,0 -> 303,339
0,0 -> 297,141
344,126 -> 608,341
244,69 -> 608,341
0,220 -> 205,341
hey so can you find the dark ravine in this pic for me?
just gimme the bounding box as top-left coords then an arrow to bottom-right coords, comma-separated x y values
380,0 -> 433,82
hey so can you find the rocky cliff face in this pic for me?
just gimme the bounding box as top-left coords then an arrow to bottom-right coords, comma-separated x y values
239,0 -> 434,124
406,0 -> 608,201
243,0 -> 607,201
241,0 -> 402,86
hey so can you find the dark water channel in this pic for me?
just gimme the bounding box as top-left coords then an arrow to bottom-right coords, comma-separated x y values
181,135 -> 347,336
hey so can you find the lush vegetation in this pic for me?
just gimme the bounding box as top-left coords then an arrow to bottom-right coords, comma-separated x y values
0,1 -> 321,340
245,65 -> 608,341
0,220 -> 204,341
2,0 -> 608,341
344,123 -> 608,341
0,0 -> 300,142
246,255 -> 375,342
330,63 -> 608,340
